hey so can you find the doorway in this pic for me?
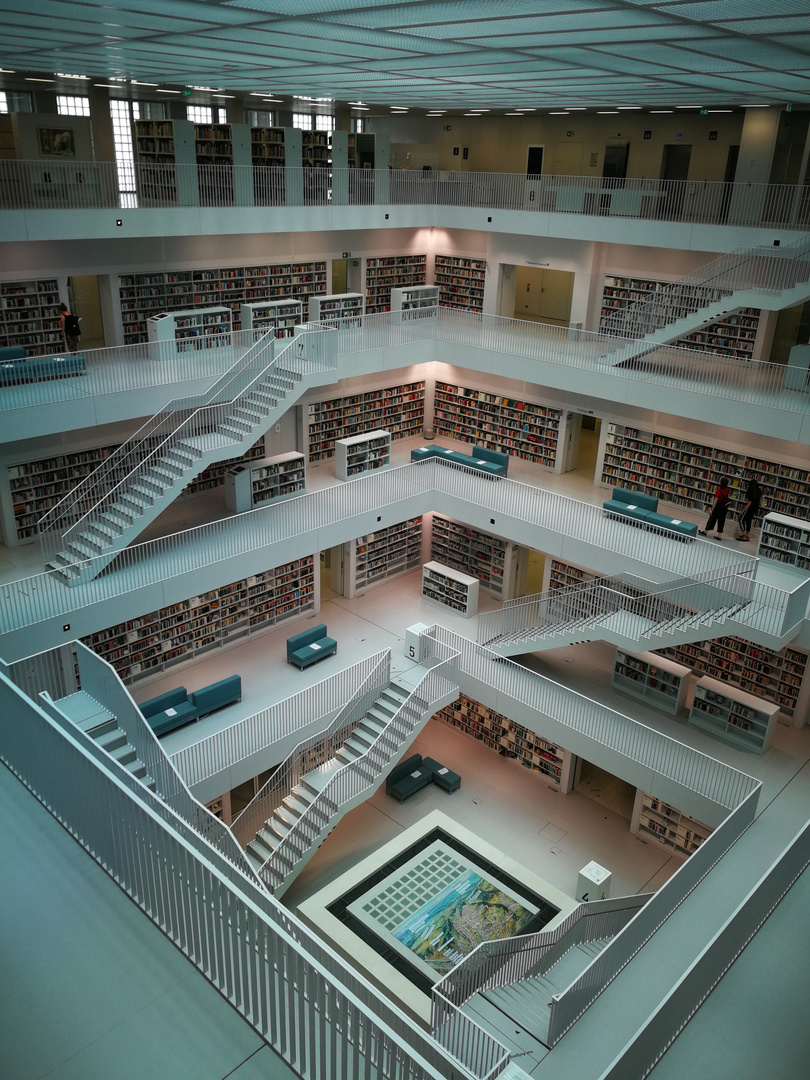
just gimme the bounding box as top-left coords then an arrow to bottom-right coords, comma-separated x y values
576,415 -> 601,477
526,145 -> 544,177
321,544 -> 344,601
523,549 -> 546,595
513,265 -> 574,326
574,759 -> 635,821
603,143 -> 629,181
331,258 -> 347,294
68,274 -> 105,349
660,144 -> 692,218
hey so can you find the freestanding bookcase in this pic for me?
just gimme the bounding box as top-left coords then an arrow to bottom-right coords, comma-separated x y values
334,430 -> 391,480
421,561 -> 479,617
689,675 -> 780,754
224,452 -> 306,512
611,648 -> 691,715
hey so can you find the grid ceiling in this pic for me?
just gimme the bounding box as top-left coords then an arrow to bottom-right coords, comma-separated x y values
2,0 -> 810,109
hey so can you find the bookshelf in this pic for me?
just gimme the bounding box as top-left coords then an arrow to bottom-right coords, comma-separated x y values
422,560 -> 479,618
343,517 -> 423,597
390,284 -> 439,322
224,451 -> 306,512
240,299 -> 303,339
611,648 -> 691,715
117,259 -> 326,345
433,254 -> 486,312
194,122 -> 234,205
434,692 -> 573,791
133,118 -> 195,205
309,293 -> 364,327
251,127 -> 302,205
430,514 -> 514,599
602,421 -> 810,521
365,254 -> 427,314
599,274 -> 762,361
549,558 -> 597,591
81,554 -> 315,684
147,306 -> 232,352
657,637 -> 808,724
298,381 -> 425,462
631,790 -> 712,856
433,380 -> 561,468
689,675 -> 780,754
757,512 -> 810,569
0,278 -> 62,356
334,430 -> 391,480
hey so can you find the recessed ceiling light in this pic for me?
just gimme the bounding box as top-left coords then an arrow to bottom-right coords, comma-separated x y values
464,112 -> 484,116
676,105 -> 702,109
597,111 -> 619,115
0,68 -> 16,73
549,111 -> 569,115
156,89 -> 181,94
504,112 -> 526,116
565,107 -> 587,111
708,109 -> 732,113
261,98 -> 283,103
212,94 -> 235,98
131,81 -> 158,86
94,84 -> 125,89
616,106 -> 641,110
513,108 -> 535,112
26,78 -> 54,83
649,110 -> 673,114
740,103 -> 770,107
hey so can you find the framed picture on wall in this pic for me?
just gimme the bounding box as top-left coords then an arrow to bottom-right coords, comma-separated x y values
38,128 -> 75,158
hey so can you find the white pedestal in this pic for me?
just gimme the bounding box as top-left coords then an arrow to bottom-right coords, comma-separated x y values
405,623 -> 431,662
576,861 -> 612,902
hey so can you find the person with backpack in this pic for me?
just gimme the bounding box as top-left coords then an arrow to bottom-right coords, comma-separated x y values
699,476 -> 732,540
60,302 -> 81,353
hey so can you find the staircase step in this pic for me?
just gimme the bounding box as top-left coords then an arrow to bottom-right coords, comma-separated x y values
484,983 -> 551,1043
460,994 -> 549,1058
367,705 -> 397,726
251,830 -> 277,859
110,742 -> 137,766
95,727 -> 127,752
127,485 -> 155,506
267,816 -> 292,843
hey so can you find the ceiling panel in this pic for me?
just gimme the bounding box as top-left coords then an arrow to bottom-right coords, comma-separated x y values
0,0 -> 806,109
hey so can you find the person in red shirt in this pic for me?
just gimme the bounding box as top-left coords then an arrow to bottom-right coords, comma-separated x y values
699,476 -> 731,539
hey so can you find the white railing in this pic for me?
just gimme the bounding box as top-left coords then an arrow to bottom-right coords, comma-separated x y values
432,893 -> 650,1015
5,306 -> 810,422
257,654 -> 460,892
230,650 -> 392,849
477,566 -> 756,649
545,786 -> 760,1046
39,326 -> 335,568
170,653 -> 393,788
422,627 -> 760,810
600,816 -> 810,1078
601,233 -> 810,341
0,331 -> 261,409
0,458 -> 779,644
0,668 -> 507,1080
2,158 -> 810,231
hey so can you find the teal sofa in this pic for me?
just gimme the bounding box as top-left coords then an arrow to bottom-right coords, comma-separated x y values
138,674 -> 242,736
287,623 -> 337,668
410,442 -> 508,476
0,353 -> 87,385
386,753 -> 461,802
603,486 -> 697,540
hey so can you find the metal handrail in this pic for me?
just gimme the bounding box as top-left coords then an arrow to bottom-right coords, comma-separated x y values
230,650 -> 391,848
3,157 -> 810,232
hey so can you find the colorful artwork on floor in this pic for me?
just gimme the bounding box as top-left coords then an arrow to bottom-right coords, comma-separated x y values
391,868 -> 533,972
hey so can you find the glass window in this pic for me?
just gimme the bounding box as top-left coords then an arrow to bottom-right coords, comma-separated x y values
133,101 -> 167,121
0,90 -> 32,113
187,105 -> 212,124
314,114 -> 335,132
293,112 -> 313,131
57,95 -> 90,116
109,99 -> 138,208
352,117 -> 365,134
244,108 -> 273,128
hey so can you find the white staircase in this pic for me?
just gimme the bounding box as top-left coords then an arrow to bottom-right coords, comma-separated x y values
462,939 -> 612,1053
601,233 -> 810,363
244,674 -> 458,896
479,572 -> 759,657
50,689 -> 157,791
38,328 -> 335,586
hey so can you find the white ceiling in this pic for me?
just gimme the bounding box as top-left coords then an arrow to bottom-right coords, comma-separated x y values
2,0 -> 810,111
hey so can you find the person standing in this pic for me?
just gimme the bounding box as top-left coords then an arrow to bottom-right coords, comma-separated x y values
737,476 -> 762,542
699,476 -> 731,539
59,302 -> 81,353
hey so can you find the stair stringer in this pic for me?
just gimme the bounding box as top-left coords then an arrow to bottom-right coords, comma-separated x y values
257,681 -> 460,897
47,362 -> 324,586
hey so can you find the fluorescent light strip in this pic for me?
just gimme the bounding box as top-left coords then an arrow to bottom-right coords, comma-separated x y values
616,106 -> 641,110
156,89 -> 181,94
352,106 -> 370,111
131,81 -> 158,86
597,111 -> 618,114
649,110 -> 673,114
708,109 -> 732,113
26,78 -> 54,82
213,94 -> 235,98
549,111 -> 569,115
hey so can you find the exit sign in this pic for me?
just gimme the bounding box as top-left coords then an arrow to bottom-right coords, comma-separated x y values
342,251 -> 351,258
